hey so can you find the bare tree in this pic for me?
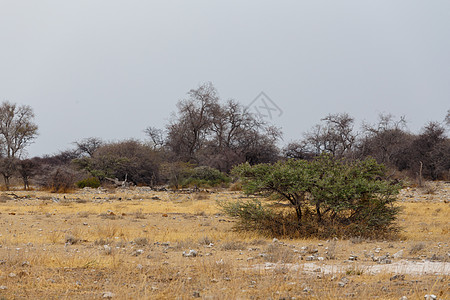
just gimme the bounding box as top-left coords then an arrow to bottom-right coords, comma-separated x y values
16,158 -> 39,190
303,113 -> 356,158
445,109 -> 450,127
162,83 -> 281,171
0,101 -> 38,189
75,137 -> 103,157
166,82 -> 219,162
283,141 -> 314,160
357,113 -> 410,166
144,127 -> 165,150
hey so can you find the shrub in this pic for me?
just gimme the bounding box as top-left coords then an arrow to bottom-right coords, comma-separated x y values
41,166 -> 82,193
182,166 -> 230,187
225,155 -> 401,239
76,177 -> 101,188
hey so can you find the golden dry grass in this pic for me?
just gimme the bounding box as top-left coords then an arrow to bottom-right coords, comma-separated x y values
0,184 -> 448,299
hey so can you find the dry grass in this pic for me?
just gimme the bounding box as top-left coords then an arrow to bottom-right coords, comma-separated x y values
0,184 -> 447,299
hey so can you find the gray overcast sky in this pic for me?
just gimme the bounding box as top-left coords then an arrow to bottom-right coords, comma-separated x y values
1,1 -> 449,157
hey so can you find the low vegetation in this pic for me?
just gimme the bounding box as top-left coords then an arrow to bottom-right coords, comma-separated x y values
223,155 -> 401,239
0,186 -> 447,299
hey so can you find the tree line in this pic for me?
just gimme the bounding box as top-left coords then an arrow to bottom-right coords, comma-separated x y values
0,82 -> 449,191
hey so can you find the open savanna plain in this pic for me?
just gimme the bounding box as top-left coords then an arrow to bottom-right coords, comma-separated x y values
0,183 -> 448,299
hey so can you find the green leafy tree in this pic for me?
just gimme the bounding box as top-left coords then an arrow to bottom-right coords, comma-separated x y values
229,155 -> 401,238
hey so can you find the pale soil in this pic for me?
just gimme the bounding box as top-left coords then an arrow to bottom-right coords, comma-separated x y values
0,183 -> 448,299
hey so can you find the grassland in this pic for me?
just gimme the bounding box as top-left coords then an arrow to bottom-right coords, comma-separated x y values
0,183 -> 448,299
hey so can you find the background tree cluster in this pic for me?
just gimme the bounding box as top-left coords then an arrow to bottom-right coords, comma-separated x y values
158,82 -> 281,172
285,112 -> 450,181
0,86 -> 448,191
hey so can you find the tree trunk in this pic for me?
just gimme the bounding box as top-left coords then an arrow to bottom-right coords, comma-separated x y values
3,175 -> 10,191
316,202 -> 322,223
295,206 -> 302,224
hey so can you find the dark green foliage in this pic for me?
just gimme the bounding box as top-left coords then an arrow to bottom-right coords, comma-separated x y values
226,155 -> 401,238
76,177 -> 101,188
182,166 -> 230,187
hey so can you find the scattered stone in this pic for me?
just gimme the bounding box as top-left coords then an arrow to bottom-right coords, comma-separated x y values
192,291 -> 201,298
8,272 -> 16,278
424,295 -> 437,300
338,281 -> 347,287
399,296 -> 408,300
104,245 -> 112,255
182,250 -> 198,257
428,254 -> 444,261
390,274 -> 405,281
210,278 -> 219,283
393,250 -> 404,259
305,256 -> 316,261
379,258 -> 392,264
345,293 -> 355,298
21,261 -> 30,267
313,268 -> 322,272
0,286 -> 7,290
373,254 -> 392,264
349,255 -> 358,261
103,292 -> 116,298
137,264 -> 143,270
272,238 -> 279,243
162,214 -> 168,217
132,249 -> 144,256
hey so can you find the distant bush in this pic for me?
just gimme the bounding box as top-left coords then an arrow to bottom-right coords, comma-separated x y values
223,155 -> 402,239
76,177 -> 101,189
182,166 -> 230,187
40,166 -> 83,193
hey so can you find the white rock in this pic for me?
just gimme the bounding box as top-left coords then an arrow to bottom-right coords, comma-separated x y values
393,250 -> 404,259
183,249 -> 198,257
103,245 -> 112,255
103,292 -> 115,298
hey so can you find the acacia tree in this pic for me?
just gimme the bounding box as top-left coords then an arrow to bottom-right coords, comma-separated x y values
0,101 -> 38,189
229,155 -> 401,238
